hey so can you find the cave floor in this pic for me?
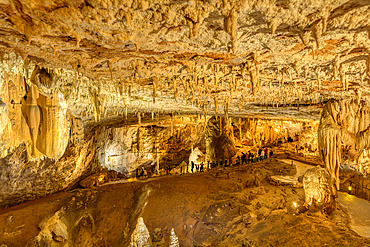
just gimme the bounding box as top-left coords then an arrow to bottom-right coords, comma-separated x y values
0,159 -> 369,247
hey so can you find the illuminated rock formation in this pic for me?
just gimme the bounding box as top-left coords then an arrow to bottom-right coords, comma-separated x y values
303,166 -> 335,213
32,208 -> 68,245
23,83 -> 41,157
188,147 -> 204,172
318,99 -> 370,190
130,217 -> 151,247
169,228 -> 180,247
206,116 -> 236,162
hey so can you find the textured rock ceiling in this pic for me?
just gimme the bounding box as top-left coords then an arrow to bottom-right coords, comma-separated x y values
0,0 -> 370,120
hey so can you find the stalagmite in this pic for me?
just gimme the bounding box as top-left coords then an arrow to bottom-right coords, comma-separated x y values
130,217 -> 151,247
303,166 -> 335,212
169,228 -> 179,247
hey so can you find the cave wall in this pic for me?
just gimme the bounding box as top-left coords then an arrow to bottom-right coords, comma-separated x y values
98,116 -> 206,173
234,117 -> 319,154
206,116 -> 236,162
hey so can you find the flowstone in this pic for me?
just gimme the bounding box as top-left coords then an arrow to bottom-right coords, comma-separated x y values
303,166 -> 336,213
318,98 -> 370,189
205,116 -> 236,162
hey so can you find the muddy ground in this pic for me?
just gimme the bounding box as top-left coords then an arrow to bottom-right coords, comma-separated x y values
0,159 -> 369,247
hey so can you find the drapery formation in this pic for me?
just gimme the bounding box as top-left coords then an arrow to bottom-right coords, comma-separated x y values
318,98 -> 370,190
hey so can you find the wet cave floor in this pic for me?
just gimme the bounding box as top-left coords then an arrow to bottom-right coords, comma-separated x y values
0,159 -> 369,247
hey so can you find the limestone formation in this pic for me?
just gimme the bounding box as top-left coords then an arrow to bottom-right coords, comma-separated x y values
303,166 -> 335,212
205,116 -> 236,162
0,0 -> 369,221
318,99 -> 370,190
130,217 -> 151,247
169,228 -> 180,247
30,65 -> 60,97
32,208 -> 68,245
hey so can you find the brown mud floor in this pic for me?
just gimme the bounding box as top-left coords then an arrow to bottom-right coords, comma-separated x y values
0,159 -> 369,247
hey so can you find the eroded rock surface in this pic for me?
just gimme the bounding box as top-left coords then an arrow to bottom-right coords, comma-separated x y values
0,160 -> 368,247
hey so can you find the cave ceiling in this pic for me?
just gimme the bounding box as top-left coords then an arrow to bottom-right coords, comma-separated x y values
0,0 -> 370,120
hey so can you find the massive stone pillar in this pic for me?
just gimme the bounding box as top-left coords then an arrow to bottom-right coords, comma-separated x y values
318,99 -> 370,190
205,116 -> 236,162
24,83 -> 41,156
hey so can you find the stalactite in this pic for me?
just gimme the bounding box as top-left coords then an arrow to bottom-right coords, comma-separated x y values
299,30 -> 311,46
292,61 -> 300,77
224,97 -> 229,121
152,76 -> 157,104
173,78 -> 177,101
355,88 -> 361,105
280,68 -> 284,87
88,86 -> 100,122
312,20 -> 323,48
315,66 -> 321,90
213,63 -> 219,85
214,96 -> 218,118
268,18 -> 279,34
333,55 -> 340,80
108,60 -> 113,81
171,112 -> 174,136
366,54 -> 370,78
359,70 -> 366,88
247,55 -> 260,96
304,64 -> 309,80
239,117 -> 242,141
339,64 -> 346,90
224,8 -> 238,53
